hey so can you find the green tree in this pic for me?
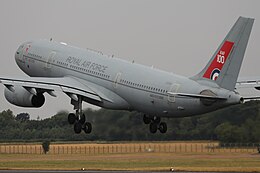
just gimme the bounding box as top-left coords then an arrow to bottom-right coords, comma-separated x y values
15,113 -> 30,122
0,100 -> 259,142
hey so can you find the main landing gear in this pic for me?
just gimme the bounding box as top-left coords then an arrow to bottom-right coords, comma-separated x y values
143,114 -> 167,134
67,95 -> 92,134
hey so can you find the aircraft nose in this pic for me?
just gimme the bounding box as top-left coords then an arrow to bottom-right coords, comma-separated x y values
15,49 -> 19,62
15,43 -> 24,63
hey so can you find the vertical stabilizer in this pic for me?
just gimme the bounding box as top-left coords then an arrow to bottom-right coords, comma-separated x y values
192,17 -> 254,91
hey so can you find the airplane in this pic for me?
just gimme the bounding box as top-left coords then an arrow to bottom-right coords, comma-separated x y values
0,16 -> 259,134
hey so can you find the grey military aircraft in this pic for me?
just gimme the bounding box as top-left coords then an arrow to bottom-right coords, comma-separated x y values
0,16 -> 259,134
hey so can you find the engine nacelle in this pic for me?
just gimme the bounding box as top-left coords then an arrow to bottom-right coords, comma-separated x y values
4,85 -> 45,107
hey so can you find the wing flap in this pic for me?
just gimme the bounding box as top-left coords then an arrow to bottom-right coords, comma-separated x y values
61,86 -> 101,101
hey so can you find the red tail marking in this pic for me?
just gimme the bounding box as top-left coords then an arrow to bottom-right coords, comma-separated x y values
203,41 -> 234,80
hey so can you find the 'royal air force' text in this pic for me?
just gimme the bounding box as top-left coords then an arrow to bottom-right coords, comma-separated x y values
66,56 -> 108,73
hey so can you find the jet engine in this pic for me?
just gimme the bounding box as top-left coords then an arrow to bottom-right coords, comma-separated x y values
4,85 -> 45,107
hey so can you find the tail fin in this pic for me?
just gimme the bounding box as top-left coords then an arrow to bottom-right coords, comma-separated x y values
192,16 -> 254,91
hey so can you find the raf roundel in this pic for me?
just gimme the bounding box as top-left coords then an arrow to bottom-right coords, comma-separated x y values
210,68 -> 220,80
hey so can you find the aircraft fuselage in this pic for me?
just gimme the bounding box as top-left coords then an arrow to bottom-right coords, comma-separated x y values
15,40 -> 242,118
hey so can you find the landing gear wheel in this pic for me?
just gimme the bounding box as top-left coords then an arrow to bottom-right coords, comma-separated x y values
83,122 -> 92,134
68,113 -> 77,125
149,123 -> 158,134
79,114 -> 86,125
159,122 -> 167,133
69,95 -> 93,134
74,122 -> 82,134
143,115 -> 151,124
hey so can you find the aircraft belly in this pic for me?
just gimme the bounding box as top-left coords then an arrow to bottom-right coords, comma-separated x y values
120,89 -> 169,116
164,97 -> 227,118
128,92 -> 227,118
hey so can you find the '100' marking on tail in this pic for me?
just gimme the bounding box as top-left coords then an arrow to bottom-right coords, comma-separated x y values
203,41 -> 234,80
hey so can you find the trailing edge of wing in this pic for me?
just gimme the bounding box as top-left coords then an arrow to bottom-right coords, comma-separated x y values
167,92 -> 227,100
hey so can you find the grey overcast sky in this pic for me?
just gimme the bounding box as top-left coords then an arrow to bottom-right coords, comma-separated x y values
0,0 -> 259,119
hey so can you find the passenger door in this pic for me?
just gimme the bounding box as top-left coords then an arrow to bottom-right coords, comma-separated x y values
113,72 -> 122,88
167,83 -> 180,103
46,51 -> 56,69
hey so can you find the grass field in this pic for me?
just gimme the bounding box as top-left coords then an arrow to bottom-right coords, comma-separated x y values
0,141 -> 260,172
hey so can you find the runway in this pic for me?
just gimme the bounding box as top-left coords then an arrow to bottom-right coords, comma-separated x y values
0,171 -> 243,173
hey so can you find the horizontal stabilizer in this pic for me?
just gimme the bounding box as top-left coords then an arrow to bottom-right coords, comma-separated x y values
243,96 -> 260,100
236,77 -> 260,90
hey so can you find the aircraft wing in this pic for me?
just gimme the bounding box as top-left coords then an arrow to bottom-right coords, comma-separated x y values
0,76 -> 109,102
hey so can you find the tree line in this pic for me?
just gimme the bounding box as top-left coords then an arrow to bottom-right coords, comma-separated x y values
0,101 -> 259,143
